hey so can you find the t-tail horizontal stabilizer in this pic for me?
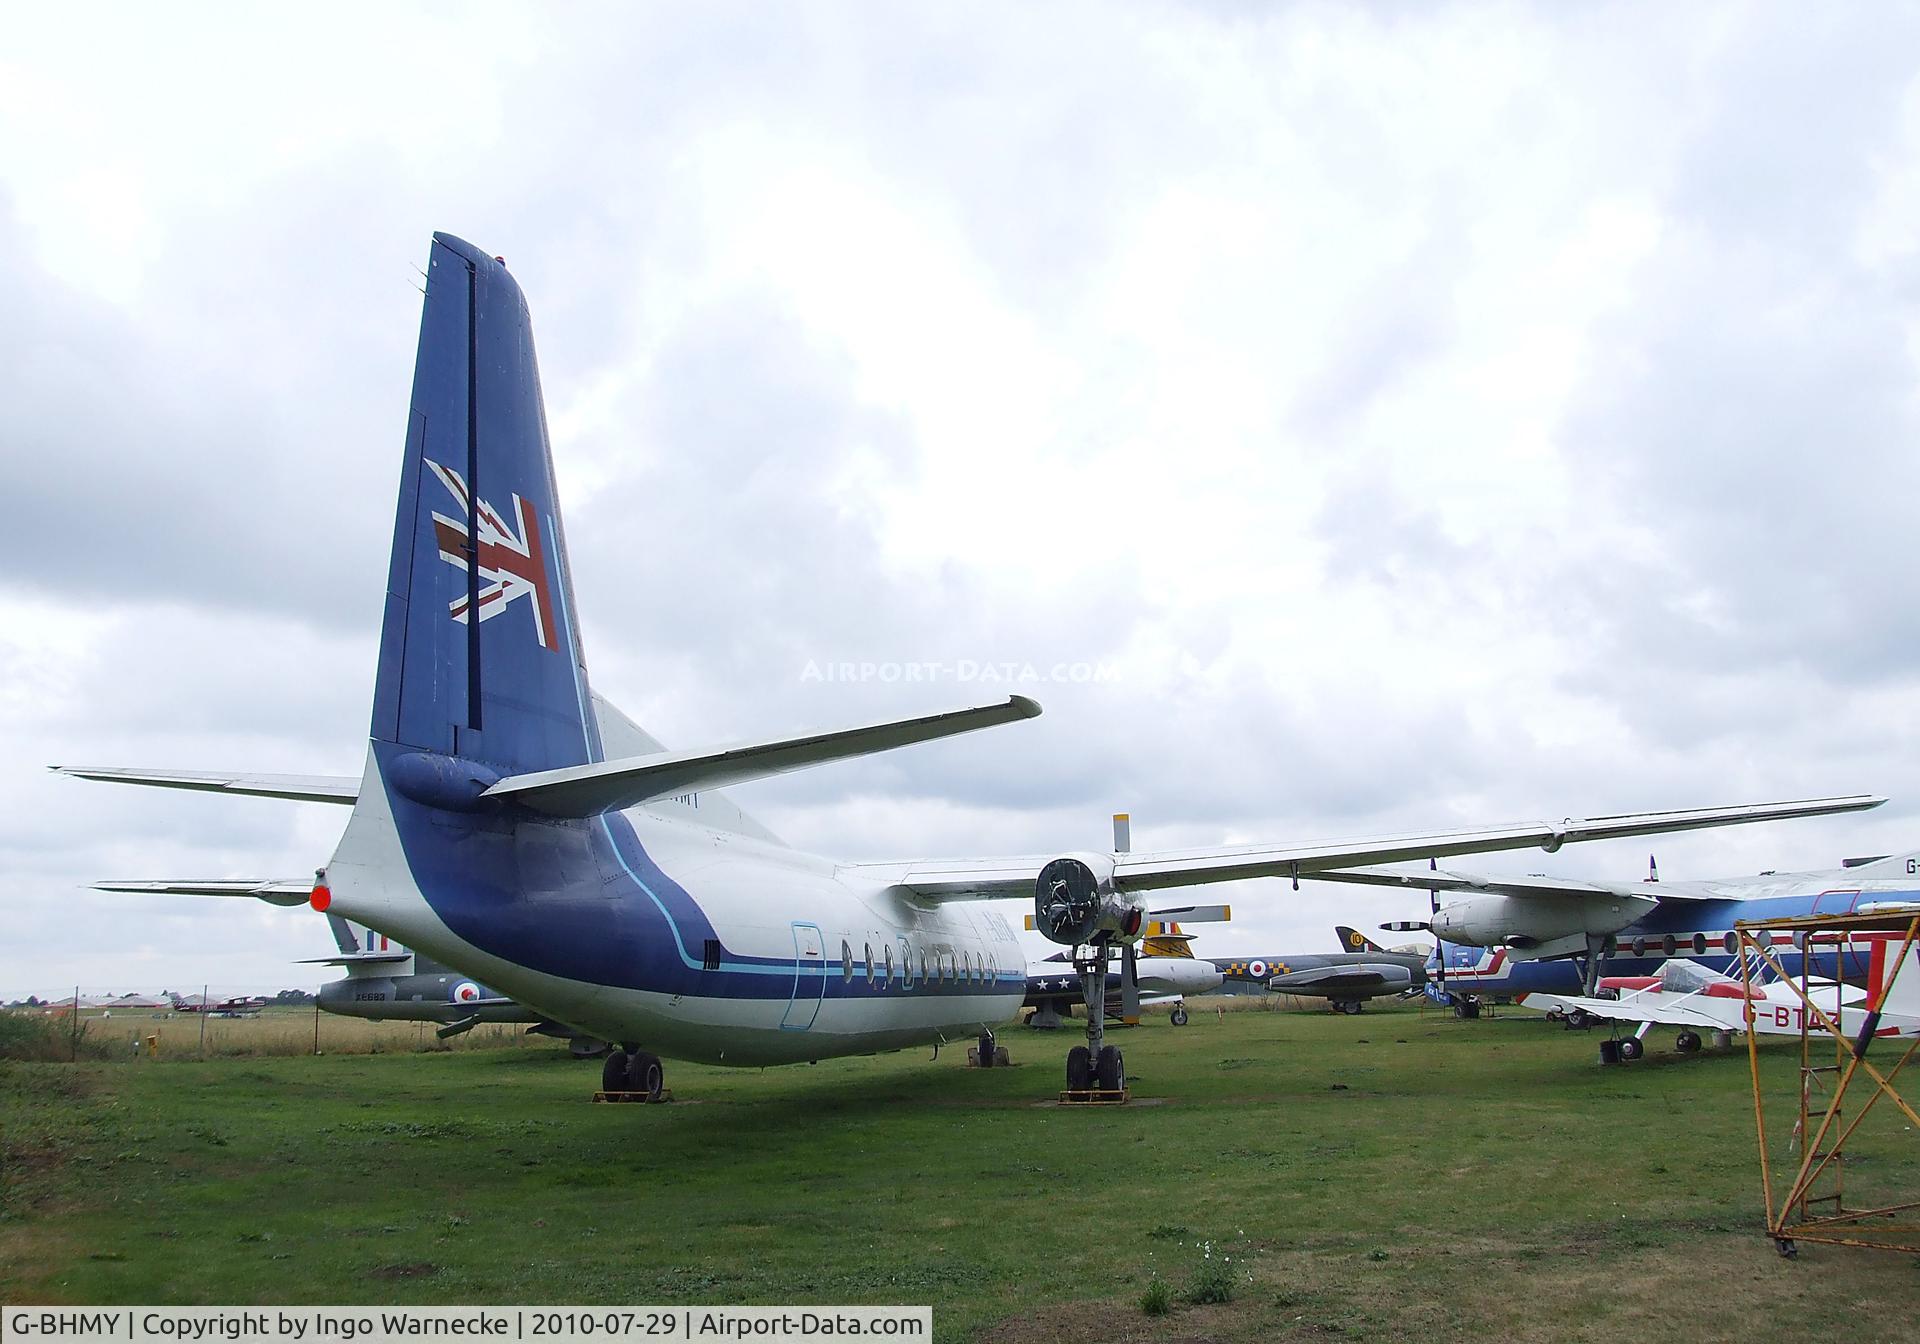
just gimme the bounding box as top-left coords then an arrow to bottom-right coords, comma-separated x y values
474,695 -> 1042,819
50,767 -> 357,804
89,879 -> 314,908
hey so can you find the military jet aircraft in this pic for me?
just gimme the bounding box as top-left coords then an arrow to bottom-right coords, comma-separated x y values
1209,927 -> 1429,1013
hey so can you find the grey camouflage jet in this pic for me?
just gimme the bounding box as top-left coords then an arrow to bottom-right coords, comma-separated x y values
1210,927 -> 1430,1013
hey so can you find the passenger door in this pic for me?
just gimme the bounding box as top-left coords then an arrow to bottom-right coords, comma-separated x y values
781,922 -> 827,1030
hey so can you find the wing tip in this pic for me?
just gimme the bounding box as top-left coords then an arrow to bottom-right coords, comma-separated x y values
1008,694 -> 1043,719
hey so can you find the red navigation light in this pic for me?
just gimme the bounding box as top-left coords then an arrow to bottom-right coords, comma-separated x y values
310,883 -> 332,912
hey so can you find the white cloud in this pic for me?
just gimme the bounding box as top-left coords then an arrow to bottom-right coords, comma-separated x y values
4,2 -> 1918,993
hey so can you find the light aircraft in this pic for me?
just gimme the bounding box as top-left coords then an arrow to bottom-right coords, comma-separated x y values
55,233 -> 1887,1100
1296,852 -> 1920,995
1527,935 -> 1920,1062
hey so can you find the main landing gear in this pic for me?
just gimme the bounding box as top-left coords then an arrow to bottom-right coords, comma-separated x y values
599,1045 -> 666,1101
1061,946 -> 1126,1100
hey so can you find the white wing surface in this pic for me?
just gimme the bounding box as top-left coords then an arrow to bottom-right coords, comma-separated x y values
847,796 -> 1884,901
484,696 -> 1041,818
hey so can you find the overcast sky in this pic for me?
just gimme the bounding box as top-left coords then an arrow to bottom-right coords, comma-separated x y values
6,2 -> 1920,997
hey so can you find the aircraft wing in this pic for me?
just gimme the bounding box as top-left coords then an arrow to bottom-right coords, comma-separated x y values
90,879 -> 313,908
483,696 -> 1041,818
1527,991 -> 1732,1032
52,767 -> 358,804
847,795 -> 1884,901
295,953 -> 414,966
1293,865 -> 1744,903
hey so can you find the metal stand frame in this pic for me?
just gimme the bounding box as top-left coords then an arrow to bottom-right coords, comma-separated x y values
1741,911 -> 1920,1257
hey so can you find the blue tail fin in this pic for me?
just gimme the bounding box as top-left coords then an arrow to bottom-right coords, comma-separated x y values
370,234 -> 598,775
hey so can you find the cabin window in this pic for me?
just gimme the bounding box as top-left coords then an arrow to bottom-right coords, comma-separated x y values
842,941 -> 853,983
702,938 -> 722,972
1602,936 -> 1617,955
921,951 -> 929,984
865,943 -> 874,985
1724,931 -> 1739,955
1756,931 -> 1773,950
1693,933 -> 1707,955
1661,935 -> 1677,957
885,946 -> 894,986
1632,937 -> 1646,957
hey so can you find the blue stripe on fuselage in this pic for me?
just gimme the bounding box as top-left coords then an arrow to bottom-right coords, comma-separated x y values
378,748 -> 1017,1001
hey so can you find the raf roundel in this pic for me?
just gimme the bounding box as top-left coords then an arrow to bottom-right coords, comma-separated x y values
1249,960 -> 1268,979
451,981 -> 483,1005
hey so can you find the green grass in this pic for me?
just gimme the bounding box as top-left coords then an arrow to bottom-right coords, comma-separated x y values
5,1003 -> 1920,1342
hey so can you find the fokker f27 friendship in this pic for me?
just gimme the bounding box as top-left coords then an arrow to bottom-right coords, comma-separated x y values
57,234 -> 1886,1099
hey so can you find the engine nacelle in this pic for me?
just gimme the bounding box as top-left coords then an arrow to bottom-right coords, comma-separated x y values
1429,892 -> 1658,949
1033,853 -> 1145,946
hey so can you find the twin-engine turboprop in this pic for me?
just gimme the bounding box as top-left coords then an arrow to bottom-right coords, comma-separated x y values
57,234 -> 1889,1099
1307,852 -> 1920,995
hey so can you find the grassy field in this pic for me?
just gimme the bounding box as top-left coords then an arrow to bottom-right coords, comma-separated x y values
5,1000 -> 1920,1342
11,1006 -> 549,1059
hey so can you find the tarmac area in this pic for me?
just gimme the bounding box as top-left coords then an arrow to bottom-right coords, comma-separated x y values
5,998 -> 1920,1343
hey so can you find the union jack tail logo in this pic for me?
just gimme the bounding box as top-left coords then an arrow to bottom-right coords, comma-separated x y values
426,460 -> 559,652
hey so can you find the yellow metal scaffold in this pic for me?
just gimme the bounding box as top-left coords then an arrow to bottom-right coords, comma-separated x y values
1740,909 -> 1920,1258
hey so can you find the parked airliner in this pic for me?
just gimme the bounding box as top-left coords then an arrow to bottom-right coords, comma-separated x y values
58,234 -> 1885,1098
1302,852 -> 1920,994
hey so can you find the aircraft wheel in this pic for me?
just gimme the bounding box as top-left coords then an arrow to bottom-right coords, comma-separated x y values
1675,1030 -> 1702,1054
601,1050 -> 631,1094
1170,1005 -> 1189,1027
994,1046 -> 1010,1067
977,1031 -> 997,1068
1617,1036 -> 1644,1062
1095,1044 -> 1124,1092
1066,1045 -> 1093,1091
1566,1008 -> 1591,1030
627,1050 -> 665,1100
